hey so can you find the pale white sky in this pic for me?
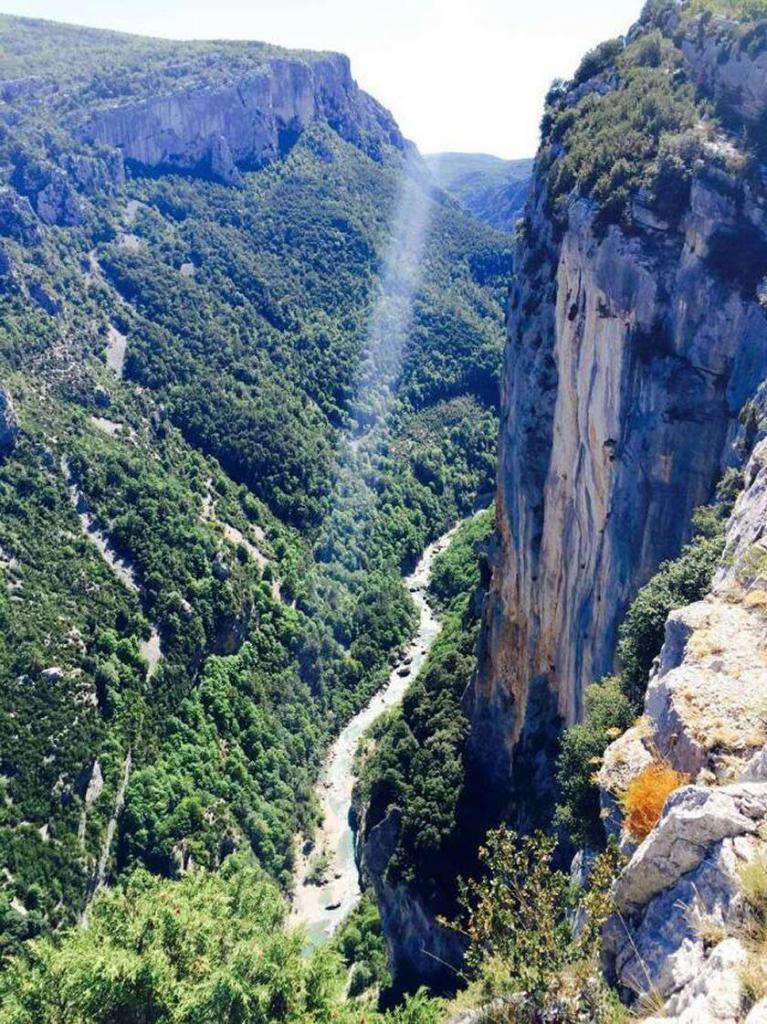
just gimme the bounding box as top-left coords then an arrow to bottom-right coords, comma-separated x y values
1,0 -> 643,158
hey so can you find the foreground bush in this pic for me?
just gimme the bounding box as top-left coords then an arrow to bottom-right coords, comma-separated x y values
447,829 -> 626,1022
0,860 -> 343,1024
0,857 -> 445,1024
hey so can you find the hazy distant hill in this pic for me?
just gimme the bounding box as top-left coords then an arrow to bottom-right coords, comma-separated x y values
425,152 -> 533,233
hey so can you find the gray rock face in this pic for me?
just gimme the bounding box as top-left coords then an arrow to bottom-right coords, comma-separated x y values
13,157 -> 85,226
0,188 -> 41,245
614,784 -> 767,913
468,131 -> 767,805
747,999 -> 767,1024
356,805 -> 465,992
603,788 -> 764,1016
646,4 -> 767,126
80,54 -> 406,183
84,760 -> 104,806
0,387 -> 19,455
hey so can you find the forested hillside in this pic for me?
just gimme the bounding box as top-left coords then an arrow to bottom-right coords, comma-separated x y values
0,13 -> 510,960
425,153 -> 532,233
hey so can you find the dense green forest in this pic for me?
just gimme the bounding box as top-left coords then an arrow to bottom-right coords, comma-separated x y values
4,1 -> 763,1019
0,14 -> 511,964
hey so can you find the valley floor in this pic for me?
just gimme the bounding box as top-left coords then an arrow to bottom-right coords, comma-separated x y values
291,520 -> 465,944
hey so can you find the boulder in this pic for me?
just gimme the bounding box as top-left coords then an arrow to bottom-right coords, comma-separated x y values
642,938 -> 747,1024
613,783 -> 767,914
596,715 -> 654,842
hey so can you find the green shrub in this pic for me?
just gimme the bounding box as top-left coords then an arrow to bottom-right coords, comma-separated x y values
573,38 -> 624,85
335,893 -> 391,997
545,28 -> 709,228
554,677 -> 634,848
617,528 -> 726,708
447,830 -> 625,1021
0,860 -> 343,1024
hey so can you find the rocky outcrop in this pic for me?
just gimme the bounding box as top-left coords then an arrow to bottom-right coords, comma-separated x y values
643,4 -> 767,127
13,156 -> 85,226
467,8 -> 767,813
64,150 -> 125,194
0,387 -> 19,455
79,54 -> 407,183
0,189 -> 41,245
356,804 -> 465,993
597,389 -> 767,1020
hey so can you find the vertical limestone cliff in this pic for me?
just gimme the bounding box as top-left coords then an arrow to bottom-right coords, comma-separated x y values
467,0 -> 767,817
79,53 -> 407,183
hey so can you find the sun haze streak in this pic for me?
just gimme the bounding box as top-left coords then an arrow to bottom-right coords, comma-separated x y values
350,150 -> 434,442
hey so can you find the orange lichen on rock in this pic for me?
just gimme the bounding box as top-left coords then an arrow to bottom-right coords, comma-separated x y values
621,762 -> 689,842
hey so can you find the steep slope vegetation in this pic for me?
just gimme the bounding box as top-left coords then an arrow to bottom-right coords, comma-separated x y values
0,14 -> 511,956
354,509 -> 494,994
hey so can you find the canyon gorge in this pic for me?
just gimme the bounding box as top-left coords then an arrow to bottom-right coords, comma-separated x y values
2,2 -> 767,1023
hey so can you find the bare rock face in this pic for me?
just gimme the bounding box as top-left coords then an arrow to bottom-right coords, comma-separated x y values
79,54 -> 406,183
746,999 -> 767,1024
640,936 -> 750,1024
468,108 -> 767,818
602,785 -> 765,1018
356,805 -> 465,993
644,4 -> 767,126
13,156 -> 85,226
598,402 -> 767,1019
0,188 -> 41,245
84,760 -> 104,806
0,386 -> 19,455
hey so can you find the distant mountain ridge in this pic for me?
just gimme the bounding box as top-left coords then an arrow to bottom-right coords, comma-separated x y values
425,152 -> 533,233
